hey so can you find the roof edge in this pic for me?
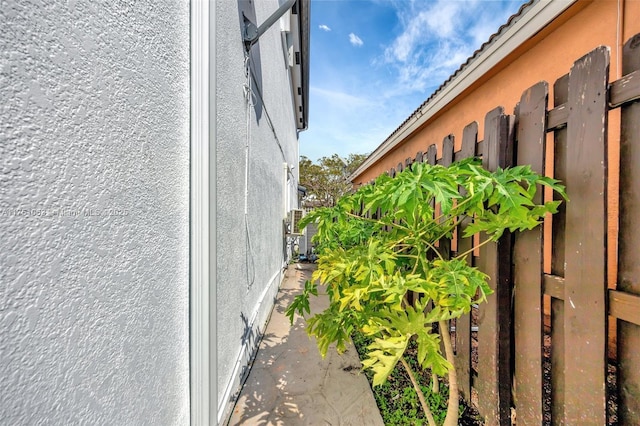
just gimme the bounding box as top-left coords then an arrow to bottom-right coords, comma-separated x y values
298,0 -> 310,130
350,0 -> 578,182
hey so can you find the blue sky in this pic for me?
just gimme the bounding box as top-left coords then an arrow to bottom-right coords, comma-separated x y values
299,0 -> 527,162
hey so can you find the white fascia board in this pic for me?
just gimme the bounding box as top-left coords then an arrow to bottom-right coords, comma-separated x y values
350,0 -> 578,181
289,10 -> 304,129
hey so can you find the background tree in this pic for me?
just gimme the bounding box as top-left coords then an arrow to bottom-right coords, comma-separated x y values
299,153 -> 368,207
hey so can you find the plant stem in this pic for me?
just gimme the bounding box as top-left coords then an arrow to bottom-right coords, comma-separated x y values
439,320 -> 459,426
344,211 -> 411,232
395,253 -> 420,260
453,235 -> 494,261
432,216 -> 464,242
412,223 -> 454,262
431,195 -> 475,224
400,357 -> 437,426
411,246 -> 421,275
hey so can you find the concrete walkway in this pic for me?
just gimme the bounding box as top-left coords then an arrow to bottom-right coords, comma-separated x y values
227,264 -> 384,425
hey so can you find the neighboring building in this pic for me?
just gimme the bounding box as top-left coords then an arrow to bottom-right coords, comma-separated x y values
1,0 -> 309,424
298,218 -> 318,258
214,0 -> 309,423
350,0 -> 640,288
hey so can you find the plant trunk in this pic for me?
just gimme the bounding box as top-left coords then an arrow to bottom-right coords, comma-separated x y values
439,320 -> 459,426
432,374 -> 440,394
400,357 -> 437,426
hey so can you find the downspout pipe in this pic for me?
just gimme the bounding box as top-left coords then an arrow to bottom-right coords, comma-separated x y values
243,0 -> 297,49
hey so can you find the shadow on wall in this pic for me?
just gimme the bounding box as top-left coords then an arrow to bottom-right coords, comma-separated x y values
237,0 -> 263,123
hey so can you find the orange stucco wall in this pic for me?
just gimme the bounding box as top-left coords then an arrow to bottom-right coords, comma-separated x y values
353,0 -> 640,287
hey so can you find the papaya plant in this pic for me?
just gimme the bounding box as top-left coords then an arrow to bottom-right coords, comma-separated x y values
286,157 -> 566,426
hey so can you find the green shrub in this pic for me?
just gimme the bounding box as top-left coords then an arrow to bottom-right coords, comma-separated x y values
287,158 -> 565,425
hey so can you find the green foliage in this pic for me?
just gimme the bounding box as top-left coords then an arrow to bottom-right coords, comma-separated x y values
286,157 -> 565,392
299,153 -> 368,207
352,331 -> 472,426
286,279 -> 317,318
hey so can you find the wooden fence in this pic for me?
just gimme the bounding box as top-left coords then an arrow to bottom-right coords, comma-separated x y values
382,35 -> 640,425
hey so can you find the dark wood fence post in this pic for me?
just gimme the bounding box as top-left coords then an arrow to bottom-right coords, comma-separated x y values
551,73 -> 569,426
454,122 -> 478,403
476,106 -> 514,426
441,135 -> 454,166
426,144 -> 437,166
618,32 -> 640,426
513,82 -> 548,424
435,135 -> 455,356
563,46 -> 609,424
439,135 -> 455,260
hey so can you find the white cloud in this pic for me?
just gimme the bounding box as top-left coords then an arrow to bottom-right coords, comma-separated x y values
378,0 -> 490,98
349,33 -> 363,47
319,24 -> 331,32
384,1 -> 465,64
311,86 -> 380,110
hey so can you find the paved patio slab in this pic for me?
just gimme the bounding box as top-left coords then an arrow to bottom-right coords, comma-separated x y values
227,264 -> 384,426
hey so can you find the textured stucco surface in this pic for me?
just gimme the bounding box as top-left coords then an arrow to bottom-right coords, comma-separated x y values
0,1 -> 190,424
217,0 -> 301,420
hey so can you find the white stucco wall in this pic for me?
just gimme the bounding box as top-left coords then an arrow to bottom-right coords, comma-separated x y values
216,0 -> 301,420
0,1 -> 190,424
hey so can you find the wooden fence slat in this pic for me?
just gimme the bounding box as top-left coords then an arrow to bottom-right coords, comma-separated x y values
547,103 -> 568,130
610,290 -> 640,327
550,68 -> 640,128
609,68 -> 640,107
563,46 -> 609,425
454,122 -> 478,403
435,136 -> 455,359
460,122 -> 478,159
513,81 -> 548,424
551,72 -> 569,426
426,144 -> 437,165
618,32 -> 640,426
476,106 -> 513,426
543,274 -> 565,301
537,277 -> 640,327
442,135 -> 454,166
551,74 -> 569,279
405,157 -> 413,169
